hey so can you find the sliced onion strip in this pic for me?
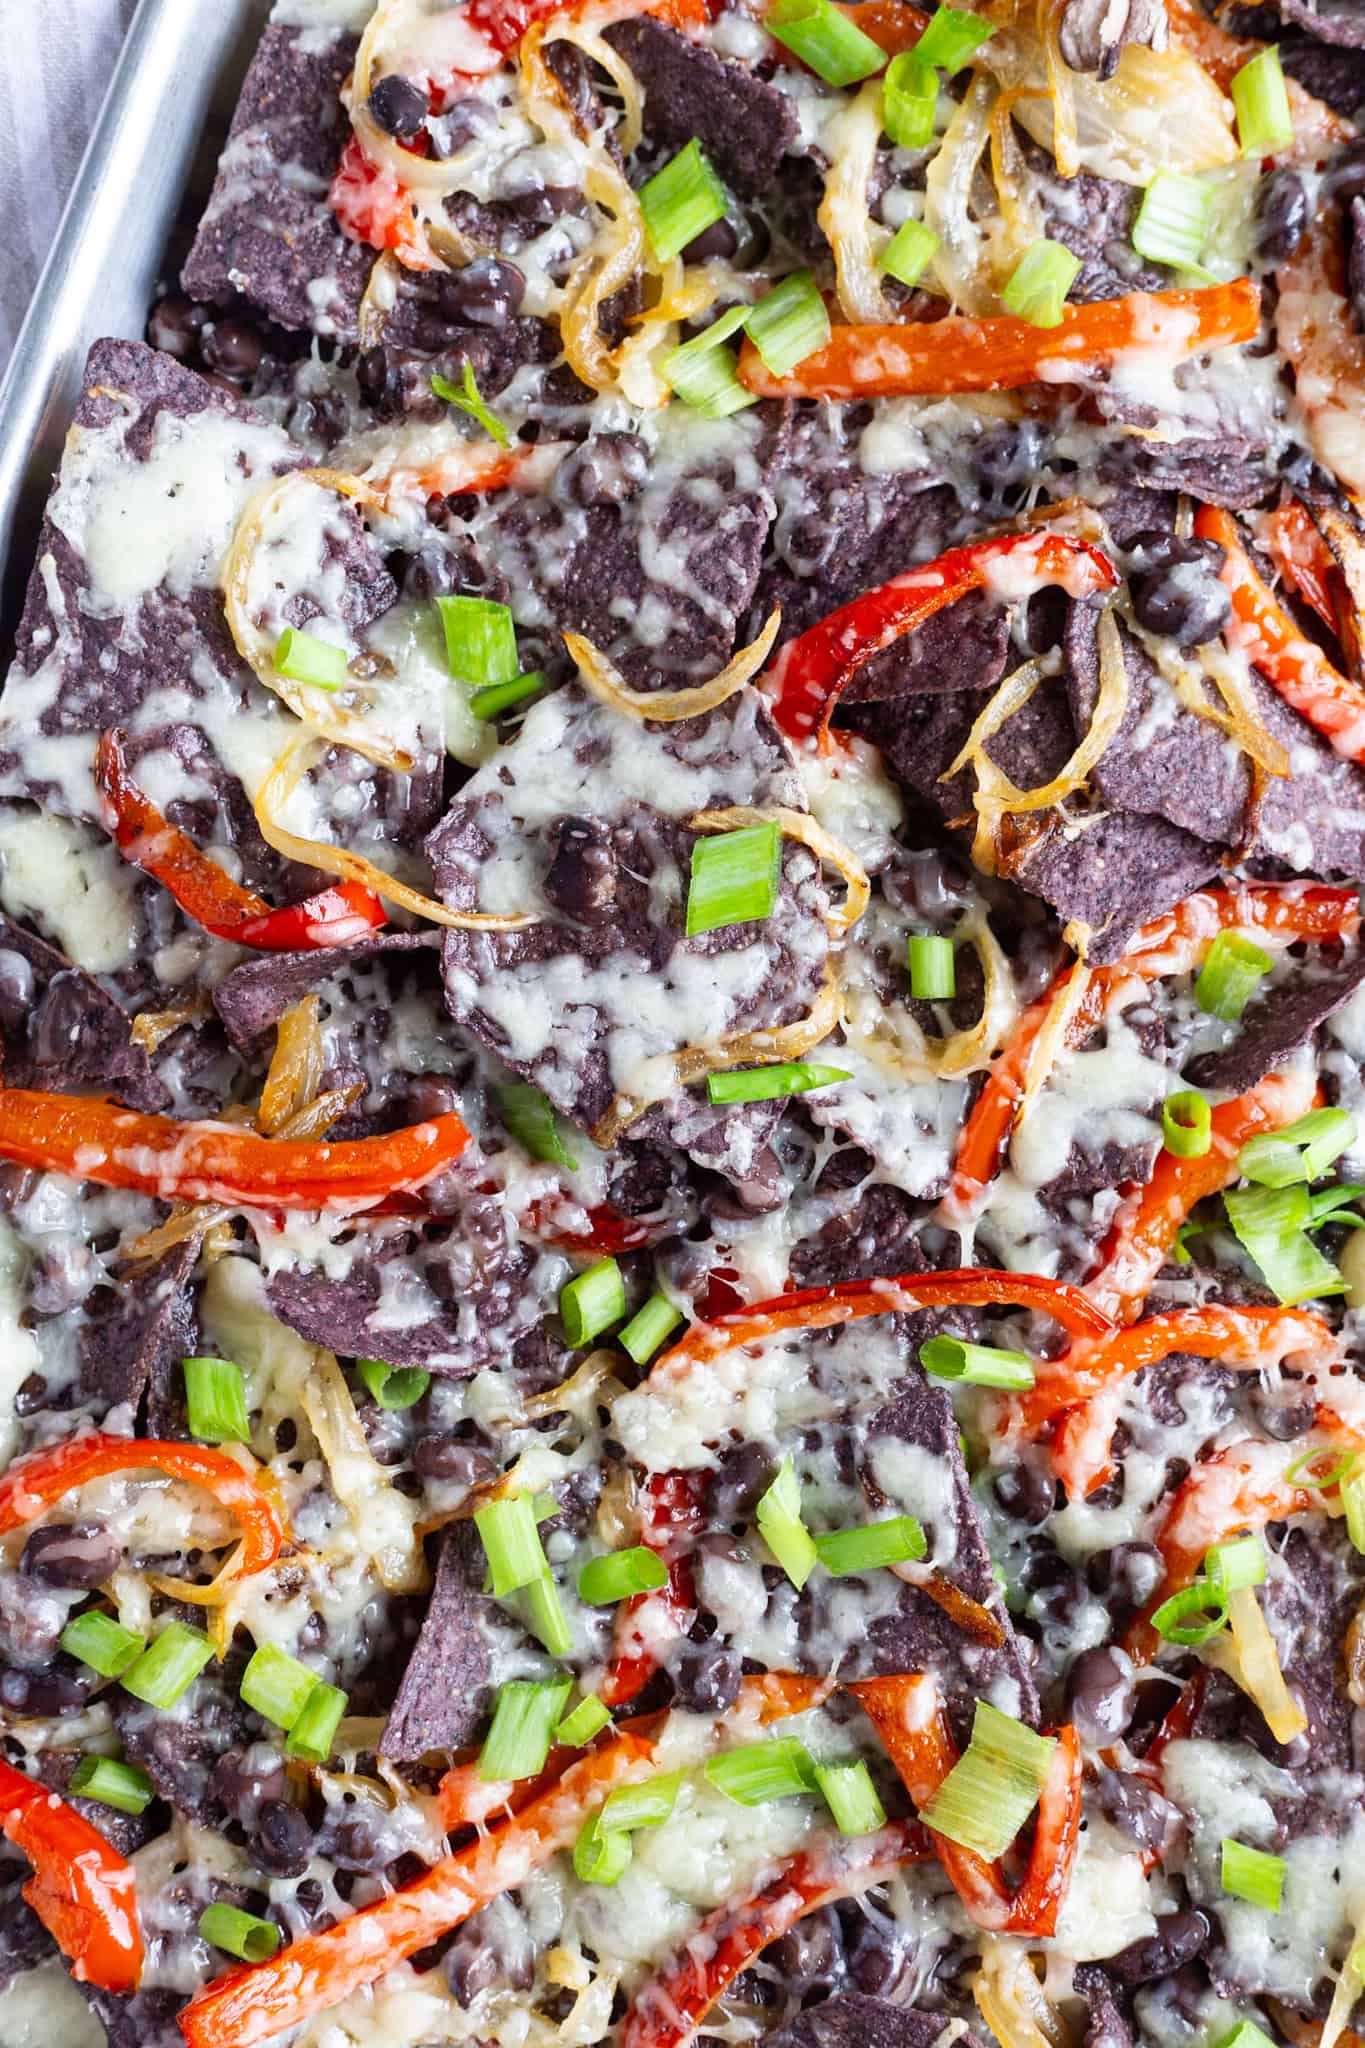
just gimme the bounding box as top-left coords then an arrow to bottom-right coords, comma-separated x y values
819,78 -> 892,325
568,610 -> 781,722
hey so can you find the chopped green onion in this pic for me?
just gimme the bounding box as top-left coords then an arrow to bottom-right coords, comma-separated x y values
60,1610 -> 145,1679
471,671 -> 548,721
764,0 -> 885,86
1224,1182 -> 1345,1304
495,1081 -> 579,1170
1309,1182 -> 1365,1228
705,1736 -> 815,1805
664,306 -> 756,419
578,1547 -> 669,1606
908,934 -> 955,1000
1239,1108 -> 1356,1187
706,1062 -> 851,1105
744,272 -> 831,378
1150,1578 -> 1228,1647
912,5 -> 993,70
574,1811 -> 633,1884
1231,45 -> 1294,159
69,1756 -> 155,1817
240,1643 -> 319,1732
521,1572 -> 574,1659
1216,2027 -> 1278,2048
1342,1471 -> 1365,1554
183,1355 -> 250,1444
285,1681 -> 348,1763
121,1621 -> 214,1708
1221,1838 -> 1285,1912
813,1516 -> 927,1575
556,1695 -> 613,1746
640,139 -> 728,263
919,1335 -> 1035,1390
686,821 -> 782,936
756,1455 -> 818,1589
1205,1535 -> 1265,1592
618,1291 -> 684,1365
1000,240 -> 1081,329
479,1678 -> 573,1781
1163,1090 -> 1212,1160
1194,929 -> 1273,1020
475,1493 -> 549,1597
431,361 -> 511,449
815,1759 -> 887,1836
1132,171 -> 1215,273
273,627 -> 348,693
599,1770 -> 682,1832
920,1700 -> 1056,1859
199,1903 -> 281,1963
882,54 -> 938,148
436,594 -> 519,686
560,1256 -> 627,1347
1285,1445 -> 1357,1490
878,217 -> 939,288
357,1358 -> 431,1411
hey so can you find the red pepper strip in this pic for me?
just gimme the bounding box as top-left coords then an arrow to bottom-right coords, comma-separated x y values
1083,1067 -> 1320,1327
525,1198 -> 661,1254
602,1470 -> 707,1708
619,1820 -> 928,2048
0,1757 -> 143,1993
0,1432 -> 285,1575
831,0 -> 927,47
178,1733 -> 657,2048
738,282 -> 1261,402
0,1091 -> 469,1215
95,732 -> 385,951
1265,501 -> 1342,636
1197,504 -> 1365,764
765,531 -> 1116,743
469,0 -> 704,54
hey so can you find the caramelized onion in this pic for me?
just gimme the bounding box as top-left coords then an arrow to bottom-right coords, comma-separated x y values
568,610 -> 781,722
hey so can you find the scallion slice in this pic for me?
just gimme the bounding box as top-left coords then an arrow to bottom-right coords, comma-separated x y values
705,1736 -> 815,1805
1232,45 -> 1294,159
357,1358 -> 431,1411
556,1694 -> 612,1746
69,1755 -> 155,1817
912,4 -> 993,70
618,1291 -> 684,1365
1132,171 -> 1215,273
475,1493 -> 549,1597
1224,1182 -> 1345,1305
523,1572 -> 574,1658
882,54 -> 938,149
1217,2027 -> 1277,2048
919,1700 -> 1055,1859
686,821 -> 782,936
756,1455 -> 818,1589
706,1062 -> 851,1105
1239,1108 -> 1356,1188
471,670 -> 548,721
431,362 -> 511,449
199,1903 -> 282,1963
1193,928 -> 1273,1020
599,1770 -> 682,1832
240,1643 -> 319,1732
878,216 -> 939,288
121,1621 -> 214,1708
273,627 -> 348,693
1150,1577 -> 1228,1647
1161,1089 -> 1212,1160
813,1516 -> 927,1575
1205,1534 -> 1265,1592
436,593 -> 519,686
1221,1837 -> 1285,1911
183,1355 -> 250,1444
60,1610 -> 145,1679
815,1759 -> 887,1836
285,1681 -> 348,1763
908,934 -> 955,1000
578,1547 -> 669,1606
744,272 -> 831,378
560,1256 -> 627,1347
1000,240 -> 1081,329
919,1335 -> 1035,1390
574,1811 -> 633,1884
1343,1471 -> 1365,1554
640,139 -> 728,263
764,0 -> 885,86
664,307 -> 756,418
1309,1183 -> 1365,1228
1285,1445 -> 1356,1490
479,1678 -> 573,1781
495,1081 -> 578,1170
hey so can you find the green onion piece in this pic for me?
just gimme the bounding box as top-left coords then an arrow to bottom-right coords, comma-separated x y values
706,1062 -> 851,1105
1162,1090 -> 1213,1160
920,1700 -> 1056,1860
1205,1534 -> 1265,1592
664,307 -> 756,418
573,1811 -> 633,1885
1236,1135 -> 1308,1189
1224,1182 -> 1346,1305
121,1621 -> 214,1708
1194,929 -> 1273,1020
60,1610 -> 145,1679
912,4 -> 994,70
744,271 -> 831,378
522,1572 -> 574,1658
1221,1837 -> 1285,1912
479,1678 -> 573,1782
705,1736 -> 816,1806
686,821 -> 782,936
183,1355 -> 251,1444
815,1759 -> 887,1836
1342,1471 -> 1365,1554
756,1455 -> 818,1590
357,1358 -> 431,1411
1309,1183 -> 1365,1228
908,934 -> 955,1000
240,1643 -> 319,1732
560,1256 -> 627,1347
199,1903 -> 282,1963
495,1081 -> 579,1170
882,54 -> 938,148
475,1493 -> 549,1597
1000,239 -> 1081,329
273,627 -> 348,693
1240,1108 -> 1356,1188
285,1681 -> 349,1763
578,1547 -> 669,1606
919,1335 -> 1035,1390
764,0 -> 886,86
556,1695 -> 612,1746
878,217 -> 939,288
618,1290 -> 684,1365
813,1516 -> 927,1576
639,139 -> 728,263
1232,45 -> 1294,158
1132,171 -> 1215,272
1285,1445 -> 1357,1490
69,1756 -> 155,1817
471,670 -> 548,721
1150,1577 -> 1228,1647
1216,2027 -> 1278,2048
436,594 -> 519,686
431,361 -> 511,449
599,1770 -> 682,1832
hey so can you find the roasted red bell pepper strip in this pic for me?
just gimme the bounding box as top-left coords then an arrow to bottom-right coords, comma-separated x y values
765,530 -> 1117,742
1265,501 -> 1343,636
831,0 -> 927,49
526,1198 -> 662,1255
178,1732 -> 657,2047
0,1091 -> 469,1215
470,0 -> 704,54
602,1470 -> 707,1708
0,1757 -> 142,1993
1197,505 -> 1365,763
738,282 -> 1261,402
0,1432 -> 285,1575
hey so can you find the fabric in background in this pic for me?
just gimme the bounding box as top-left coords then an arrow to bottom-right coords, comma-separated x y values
0,0 -> 138,369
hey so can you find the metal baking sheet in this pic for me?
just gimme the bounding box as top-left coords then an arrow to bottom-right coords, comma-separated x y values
0,0 -> 273,658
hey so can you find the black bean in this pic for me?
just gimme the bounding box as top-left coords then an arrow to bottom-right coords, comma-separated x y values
1109,1910 -> 1211,1986
404,1076 -> 463,1122
438,257 -> 527,328
369,73 -> 429,141
706,1442 -> 774,1525
558,432 -> 649,510
429,100 -> 497,155
973,420 -> 1045,493
0,1661 -> 90,1715
543,817 -> 619,924
1249,1384 -> 1315,1440
1095,1767 -> 1178,1853
402,547 -> 461,602
412,1436 -> 496,1489
1066,1646 -> 1137,1742
29,1240 -> 99,1315
251,1797 -> 315,1878
1254,170 -> 1309,265
681,218 -> 739,263
0,951 -> 34,1035
1085,1540 -> 1163,1611
669,1641 -> 741,1714
12,1373 -> 49,1418
203,318 -> 265,379
447,1936 -> 499,2007
1127,532 -> 1231,647
992,1461 -> 1055,1527
148,294 -> 208,359
844,1914 -> 913,1998
769,1907 -> 843,1994
31,973 -> 95,1068
20,1524 -> 120,1588
210,1745 -> 287,1827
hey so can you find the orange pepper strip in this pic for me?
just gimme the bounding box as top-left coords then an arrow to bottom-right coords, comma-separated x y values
737,282 -> 1261,401
1197,504 -> 1365,764
0,1090 -> 469,1214
1265,501 -> 1343,637
1165,0 -> 1349,149
0,1757 -> 143,1994
178,1732 -> 657,2048
0,1432 -> 285,1575
619,1819 -> 928,2048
